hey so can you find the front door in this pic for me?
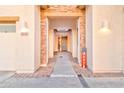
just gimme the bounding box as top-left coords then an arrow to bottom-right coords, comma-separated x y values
61,36 -> 67,51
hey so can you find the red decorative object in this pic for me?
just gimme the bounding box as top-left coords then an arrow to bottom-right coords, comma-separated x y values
82,51 -> 87,68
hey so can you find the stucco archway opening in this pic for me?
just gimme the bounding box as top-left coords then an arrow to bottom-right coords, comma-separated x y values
47,16 -> 79,60
40,5 -> 86,67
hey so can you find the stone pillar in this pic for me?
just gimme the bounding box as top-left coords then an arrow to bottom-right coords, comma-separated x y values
79,10 -> 86,63
41,11 -> 47,66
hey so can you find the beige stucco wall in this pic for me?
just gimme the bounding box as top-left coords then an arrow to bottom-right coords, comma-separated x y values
0,5 -> 40,73
86,6 -> 93,71
122,7 -> 124,73
54,35 -> 58,51
67,32 -> 71,52
92,5 -> 123,73
48,29 -> 54,58
72,28 -> 78,57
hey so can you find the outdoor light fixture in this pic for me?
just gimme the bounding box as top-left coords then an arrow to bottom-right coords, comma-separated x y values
100,20 -> 110,32
20,21 -> 29,36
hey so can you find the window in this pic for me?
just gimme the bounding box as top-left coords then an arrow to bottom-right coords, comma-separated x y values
0,23 -> 16,33
0,16 -> 19,33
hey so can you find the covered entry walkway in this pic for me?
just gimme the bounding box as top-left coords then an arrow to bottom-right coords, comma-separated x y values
51,52 -> 77,77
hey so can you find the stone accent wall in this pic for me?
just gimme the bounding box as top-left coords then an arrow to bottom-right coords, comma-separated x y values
79,10 -> 86,63
40,11 -> 47,65
40,6 -> 86,65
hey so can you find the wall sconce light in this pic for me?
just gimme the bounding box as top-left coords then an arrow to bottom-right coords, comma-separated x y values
20,21 -> 29,36
100,20 -> 110,32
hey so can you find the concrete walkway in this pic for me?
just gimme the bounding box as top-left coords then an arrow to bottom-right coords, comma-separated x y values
51,52 -> 77,77
49,52 -> 83,87
0,71 -> 15,82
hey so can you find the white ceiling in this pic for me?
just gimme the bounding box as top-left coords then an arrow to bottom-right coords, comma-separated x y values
49,16 -> 77,32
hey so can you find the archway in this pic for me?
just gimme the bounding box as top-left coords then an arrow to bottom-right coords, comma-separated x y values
40,5 -> 86,67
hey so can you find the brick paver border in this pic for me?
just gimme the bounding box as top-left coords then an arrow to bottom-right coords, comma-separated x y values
14,57 -> 57,78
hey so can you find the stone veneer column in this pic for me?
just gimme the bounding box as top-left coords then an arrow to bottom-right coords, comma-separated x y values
41,11 -> 47,66
79,10 -> 86,63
